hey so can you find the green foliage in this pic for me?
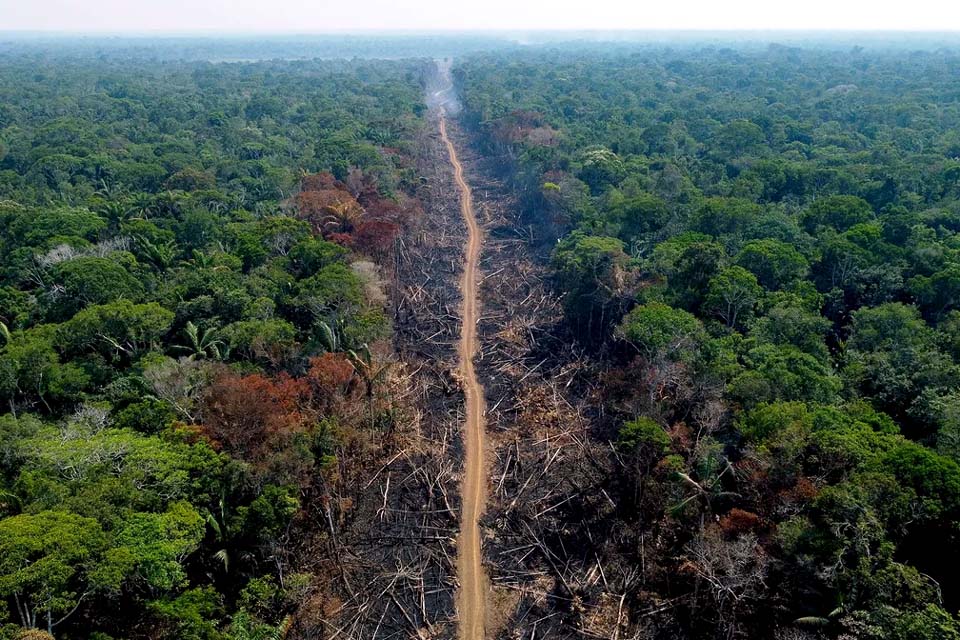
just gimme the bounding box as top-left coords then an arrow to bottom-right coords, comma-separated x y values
148,587 -> 223,640
578,148 -> 625,193
0,327 -> 90,409
52,257 -> 144,312
735,239 -> 809,291
606,192 -> 670,241
802,195 -> 874,233
458,43 -> 960,637
112,398 -> 177,434
8,208 -> 106,247
618,417 -> 671,454
114,502 -> 205,590
845,303 -> 959,434
0,511 -> 119,629
729,343 -> 841,407
219,319 -> 297,365
553,232 -> 629,341
693,197 -> 762,238
288,238 -> 350,278
59,300 -> 174,361
750,302 -> 832,360
893,604 -> 960,640
618,302 -> 703,360
704,266 -> 762,328
0,49 -> 422,638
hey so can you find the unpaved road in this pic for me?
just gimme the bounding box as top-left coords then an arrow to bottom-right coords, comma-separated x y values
439,111 -> 488,640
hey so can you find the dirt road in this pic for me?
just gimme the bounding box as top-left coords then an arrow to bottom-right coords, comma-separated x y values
439,112 -> 488,640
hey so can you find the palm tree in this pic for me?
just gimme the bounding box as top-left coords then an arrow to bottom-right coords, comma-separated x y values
321,198 -> 363,234
125,192 -> 157,219
181,249 -> 214,269
347,344 -> 391,428
135,234 -> 178,270
174,321 -> 225,360
315,318 -> 346,353
99,200 -> 133,230
153,190 -> 186,217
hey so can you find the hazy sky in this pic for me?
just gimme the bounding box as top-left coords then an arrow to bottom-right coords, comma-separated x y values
3,0 -> 960,32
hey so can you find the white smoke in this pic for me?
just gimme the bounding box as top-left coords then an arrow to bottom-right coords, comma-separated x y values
425,58 -> 461,115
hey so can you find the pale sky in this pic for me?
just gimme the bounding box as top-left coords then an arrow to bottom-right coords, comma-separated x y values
2,0 -> 959,33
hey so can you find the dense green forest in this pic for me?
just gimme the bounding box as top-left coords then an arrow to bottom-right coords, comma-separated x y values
0,52 -> 427,639
457,45 -> 960,638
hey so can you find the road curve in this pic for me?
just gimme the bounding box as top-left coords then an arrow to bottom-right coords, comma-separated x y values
439,111 -> 488,640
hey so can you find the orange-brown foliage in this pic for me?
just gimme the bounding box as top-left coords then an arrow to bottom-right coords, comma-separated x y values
295,171 -> 421,263
300,172 -> 345,192
326,232 -> 355,247
354,220 -> 400,259
719,508 -> 763,537
200,370 -> 310,462
304,353 -> 356,411
792,476 -> 819,501
295,189 -> 364,235
199,358 -> 357,471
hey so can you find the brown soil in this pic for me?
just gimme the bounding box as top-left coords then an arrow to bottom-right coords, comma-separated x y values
440,112 -> 489,640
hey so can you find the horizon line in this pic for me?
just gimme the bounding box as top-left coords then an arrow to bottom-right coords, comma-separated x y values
3,28 -> 960,36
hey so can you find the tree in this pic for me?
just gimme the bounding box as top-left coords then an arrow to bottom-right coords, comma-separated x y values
287,238 -> 349,278
577,148 -> 625,193
711,119 -> 766,160
347,344 -> 390,427
684,525 -> 769,636
51,257 -> 143,313
164,168 -> 215,192
675,244 -> 729,310
295,189 -> 363,237
704,266 -> 762,328
148,586 -> 223,640
617,417 -> 672,513
293,264 -> 366,322
693,197 -> 762,238
256,217 -> 310,258
142,356 -> 212,422
729,343 -> 841,407
606,192 -> 670,241
199,368 -> 311,471
735,239 -> 809,291
9,208 -> 105,247
0,511 -> 124,635
618,302 -> 704,361
0,328 -> 89,413
893,604 -> 960,640
751,303 -> 832,360
219,319 -> 297,367
801,195 -> 873,233
910,264 -> 960,318
553,233 -> 629,342
114,502 -> 205,590
353,219 -> 400,261
174,321 -> 224,361
845,303 -> 958,433
58,300 -> 174,361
